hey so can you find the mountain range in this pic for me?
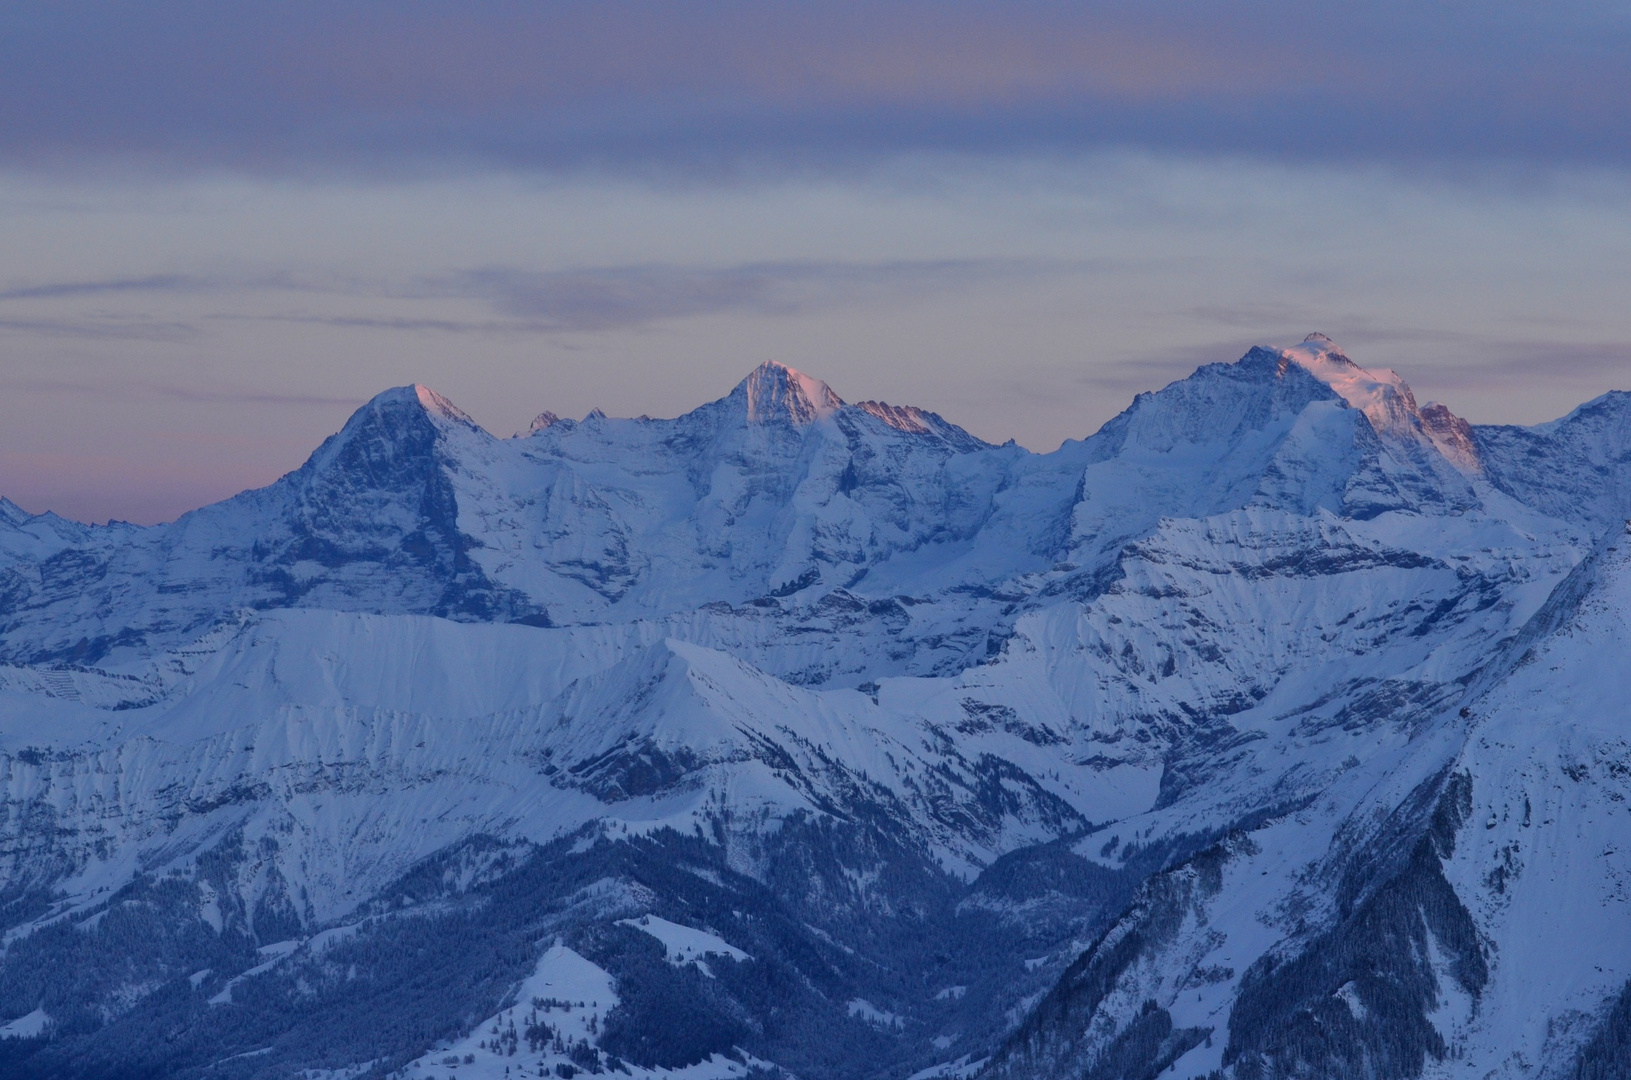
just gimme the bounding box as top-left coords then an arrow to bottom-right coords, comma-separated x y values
1,334 -> 1628,1080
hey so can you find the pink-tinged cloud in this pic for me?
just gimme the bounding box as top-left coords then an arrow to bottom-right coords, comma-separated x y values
1,1 -> 1628,174
254,5 -> 1297,111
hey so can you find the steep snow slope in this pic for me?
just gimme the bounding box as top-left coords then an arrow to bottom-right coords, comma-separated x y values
1476,388 -> 1631,527
1281,333 -> 1480,472
0,348 -> 1506,676
0,363 -> 1029,673
0,337 -> 1623,1080
981,520 -> 1631,1080
1426,523 -> 1631,1078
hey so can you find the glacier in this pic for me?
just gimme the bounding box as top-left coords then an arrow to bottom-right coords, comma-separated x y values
0,336 -> 1628,1079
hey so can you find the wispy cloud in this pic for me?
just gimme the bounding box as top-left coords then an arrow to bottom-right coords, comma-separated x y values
144,385 -> 366,407
0,315 -> 198,341
212,313 -> 531,336
1396,340 -> 1631,388
449,258 -> 1084,332
1,374 -> 363,409
0,271 -> 206,338
186,258 -> 1093,336
0,274 -> 198,301
0,270 -> 344,304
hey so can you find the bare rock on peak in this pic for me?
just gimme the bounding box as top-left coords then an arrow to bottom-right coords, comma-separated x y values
736,360 -> 844,425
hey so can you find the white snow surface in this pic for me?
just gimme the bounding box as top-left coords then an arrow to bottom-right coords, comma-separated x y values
0,1007 -> 49,1039
617,914 -> 751,969
399,944 -> 769,1080
848,998 -> 906,1029
1,337 -> 1628,1078
1283,332 -> 1481,470
1421,523 -> 1631,1077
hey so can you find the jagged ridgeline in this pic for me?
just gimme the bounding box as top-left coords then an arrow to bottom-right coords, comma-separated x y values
1,337 -> 1630,1080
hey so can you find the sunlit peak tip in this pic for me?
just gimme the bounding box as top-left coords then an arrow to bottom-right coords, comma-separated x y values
739,360 -> 843,424
411,384 -> 478,426
1294,332 -> 1351,359
1277,332 -> 1364,379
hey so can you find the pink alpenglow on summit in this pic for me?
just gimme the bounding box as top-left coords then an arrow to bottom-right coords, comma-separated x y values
1282,332 -> 1481,471
739,360 -> 845,425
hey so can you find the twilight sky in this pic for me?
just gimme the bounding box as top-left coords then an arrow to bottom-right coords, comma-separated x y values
4,2 -> 1631,524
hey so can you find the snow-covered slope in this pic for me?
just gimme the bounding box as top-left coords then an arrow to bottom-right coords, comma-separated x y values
0,339 -> 1624,1080
982,519 -> 1631,1080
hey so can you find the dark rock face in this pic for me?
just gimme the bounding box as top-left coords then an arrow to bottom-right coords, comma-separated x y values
0,387 -> 539,665
1572,978 -> 1631,1080
260,386 -> 534,620
1225,773 -> 1485,1080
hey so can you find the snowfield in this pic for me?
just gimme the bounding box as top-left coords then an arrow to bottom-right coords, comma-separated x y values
1,339 -> 1629,1080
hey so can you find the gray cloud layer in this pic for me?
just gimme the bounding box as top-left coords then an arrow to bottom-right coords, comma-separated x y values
3,2 -> 1629,176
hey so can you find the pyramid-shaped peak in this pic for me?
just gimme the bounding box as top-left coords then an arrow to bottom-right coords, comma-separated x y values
0,496 -> 31,527
1274,336 -> 1479,470
1285,332 -> 1358,367
737,361 -> 844,425
411,385 -> 479,427
306,384 -> 485,473
345,384 -> 480,428
1278,334 -> 1412,413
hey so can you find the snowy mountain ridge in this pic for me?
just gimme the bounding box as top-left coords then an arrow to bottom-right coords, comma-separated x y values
0,339 -> 1628,1080
1280,333 -> 1480,471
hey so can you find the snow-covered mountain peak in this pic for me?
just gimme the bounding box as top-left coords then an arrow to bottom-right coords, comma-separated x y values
1280,333 -> 1412,419
6,337 -> 1631,1079
411,383 -> 481,429
851,399 -> 990,449
301,384 -> 486,480
338,383 -> 482,434
854,399 -> 935,434
736,360 -> 844,425
526,410 -> 562,435
1280,333 -> 1480,470
1418,400 -> 1480,469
